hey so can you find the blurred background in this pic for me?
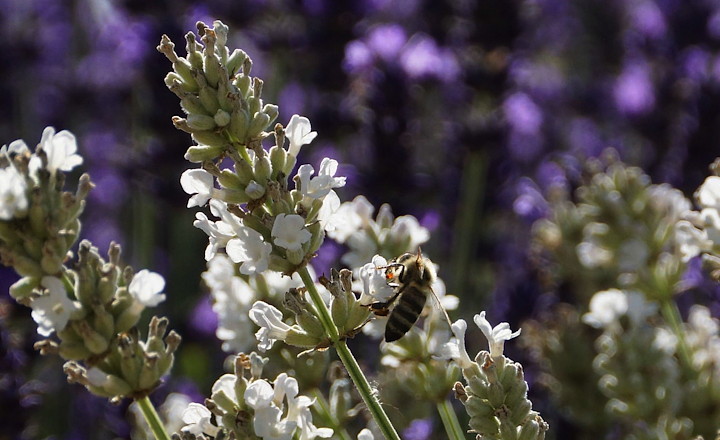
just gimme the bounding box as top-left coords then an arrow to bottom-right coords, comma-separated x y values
2,0 -> 720,438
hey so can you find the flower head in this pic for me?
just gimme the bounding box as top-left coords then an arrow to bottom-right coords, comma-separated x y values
271,214 -> 311,252
473,311 -> 521,359
30,276 -> 79,336
285,115 -> 317,157
128,269 -> 167,307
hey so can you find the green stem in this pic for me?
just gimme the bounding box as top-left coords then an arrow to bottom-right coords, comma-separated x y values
297,266 -> 400,440
437,399 -> 466,440
136,395 -> 171,440
297,266 -> 339,341
311,389 -> 353,440
660,299 -> 693,369
336,340 -> 401,440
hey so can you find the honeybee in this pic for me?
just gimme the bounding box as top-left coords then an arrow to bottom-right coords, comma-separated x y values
370,250 -> 447,342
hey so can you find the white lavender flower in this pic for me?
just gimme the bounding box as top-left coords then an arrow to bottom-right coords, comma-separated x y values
128,269 -> 167,307
474,311 -> 521,359
296,158 -> 346,200
180,168 -> 215,208
181,403 -> 220,437
271,213 -> 312,252
357,255 -> 395,305
30,276 -> 80,337
582,289 -> 657,329
26,126 -> 83,176
436,319 -> 474,369
226,224 -> 273,275
285,115 -> 317,158
249,301 -> 293,351
0,166 -> 28,220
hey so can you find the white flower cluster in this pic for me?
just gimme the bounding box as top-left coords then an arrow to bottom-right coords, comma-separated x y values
203,254 -> 328,353
0,126 -> 83,220
582,288 -> 657,330
675,176 -> 720,261
327,196 -> 430,270
182,115 -> 346,274
180,372 -> 333,440
437,311 -> 521,368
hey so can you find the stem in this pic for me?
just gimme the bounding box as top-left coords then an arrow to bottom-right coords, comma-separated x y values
336,340 -> 401,440
297,266 -> 400,440
136,395 -> 171,440
311,389 -> 353,440
660,299 -> 693,369
297,266 -> 339,341
437,399 -> 466,440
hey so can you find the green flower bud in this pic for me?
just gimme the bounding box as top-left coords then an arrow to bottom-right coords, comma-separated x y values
217,169 -> 245,190
248,96 -> 262,117
247,111 -> 271,139
214,109 -> 231,127
285,327 -> 325,349
254,156 -> 272,183
203,50 -> 221,88
113,296 -> 143,333
199,86 -> 221,114
510,399 -> 532,426
163,72 -> 184,89
73,320 -> 109,355
269,145 -> 287,179
285,248 -> 305,266
245,180 -> 265,200
268,254 -> 295,274
92,305 -> 115,341
138,354 -> 161,390
99,373 -> 134,398
262,104 -> 279,127
173,58 -> 199,92
229,109 -> 251,144
468,415 -> 500,435
282,154 -> 298,178
187,114 -> 217,131
306,222 -> 325,255
517,419 -> 540,440
184,144 -> 224,163
234,75 -> 252,97
181,95 -> 209,116
11,252 -> 43,278
226,49 -> 248,76
58,341 -> 92,360
212,386 -> 239,413
9,276 -> 40,300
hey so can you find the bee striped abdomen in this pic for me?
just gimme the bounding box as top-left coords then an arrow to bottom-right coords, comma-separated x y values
384,283 -> 428,342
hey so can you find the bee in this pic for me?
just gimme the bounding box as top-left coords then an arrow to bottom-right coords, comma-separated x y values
370,250 -> 441,342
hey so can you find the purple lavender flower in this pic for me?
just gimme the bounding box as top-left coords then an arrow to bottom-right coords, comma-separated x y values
189,296 -> 218,337
366,24 -> 407,63
343,40 -> 375,73
402,418 -> 434,440
627,0 -> 667,40
399,34 -> 460,82
503,92 -> 543,135
613,59 -> 656,115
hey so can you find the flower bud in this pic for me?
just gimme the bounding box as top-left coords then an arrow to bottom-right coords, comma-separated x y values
247,111 -> 271,139
187,114 -> 217,131
269,145 -> 287,179
226,49 -> 248,76
245,180 -> 266,200
192,131 -> 229,149
214,109 -> 231,127
199,86 -> 221,114
92,305 -> 116,341
268,254 -> 295,273
181,95 -> 208,116
234,75 -> 252,97
9,276 -> 39,300
306,222 -> 325,255
58,341 -> 92,360
184,144 -> 224,163
229,109 -> 250,143
262,104 -> 279,126
74,320 -> 109,354
254,156 -> 272,183
285,247 -> 305,266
